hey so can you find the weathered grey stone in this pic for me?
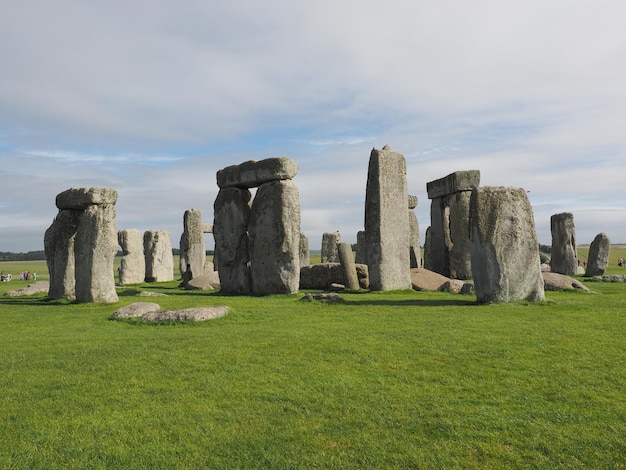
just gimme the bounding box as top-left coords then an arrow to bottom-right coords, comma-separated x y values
118,229 -> 145,285
56,187 -> 118,210
447,190 -> 473,279
113,302 -> 161,318
143,230 -> 174,282
410,268 -> 450,291
408,195 -> 420,268
338,242 -> 360,290
542,272 -> 590,292
426,170 -> 480,200
179,208 -> 206,281
423,226 -> 432,271
4,281 -> 50,297
299,233 -> 310,268
550,212 -> 578,275
469,186 -> 545,303
44,209 -> 82,299
364,146 -> 411,291
300,292 -> 342,302
300,263 -> 369,290
213,187 -> 252,293
321,231 -> 340,263
216,157 -> 298,189
248,180 -> 301,294
439,279 -> 468,294
408,194 -> 418,210
584,232 -> 610,277
355,230 -> 367,265
74,204 -> 119,303
142,306 -> 229,322
184,272 -> 221,290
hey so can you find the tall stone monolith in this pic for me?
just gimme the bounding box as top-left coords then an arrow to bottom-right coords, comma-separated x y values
144,230 -> 174,282
300,233 -> 310,268
321,232 -> 340,263
550,212 -> 578,275
44,209 -> 82,299
408,195 -> 420,268
213,187 -> 252,293
585,232 -> 610,277
469,186 -> 544,303
364,145 -> 411,291
118,229 -> 145,285
248,179 -> 301,294
179,208 -> 206,280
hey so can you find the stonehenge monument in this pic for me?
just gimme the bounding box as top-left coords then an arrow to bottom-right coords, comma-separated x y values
426,170 -> 479,279
469,186 -> 545,303
144,230 -> 174,282
550,212 -> 578,275
44,187 -> 119,303
214,157 -> 301,294
585,232 -> 610,277
364,145 -> 411,291
299,233 -> 310,268
408,195 -> 421,268
118,229 -> 145,285
321,231 -> 340,263
179,208 -> 206,281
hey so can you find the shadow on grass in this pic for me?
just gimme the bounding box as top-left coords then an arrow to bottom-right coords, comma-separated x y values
342,298 -> 479,307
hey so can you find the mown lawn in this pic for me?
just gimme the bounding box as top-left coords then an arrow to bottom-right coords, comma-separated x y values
1,257 -> 625,468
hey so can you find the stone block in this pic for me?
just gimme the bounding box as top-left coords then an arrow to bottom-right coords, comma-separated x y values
216,157 -> 298,189
56,187 -> 118,210
426,170 -> 480,200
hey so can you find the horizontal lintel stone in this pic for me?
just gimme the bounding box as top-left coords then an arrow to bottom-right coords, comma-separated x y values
426,170 -> 480,199
56,187 -> 118,210
216,157 -> 298,189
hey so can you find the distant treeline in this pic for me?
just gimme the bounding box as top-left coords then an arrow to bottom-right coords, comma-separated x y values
0,251 -> 46,261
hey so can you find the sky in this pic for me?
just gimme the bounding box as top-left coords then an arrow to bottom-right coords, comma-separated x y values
2,0 -> 625,253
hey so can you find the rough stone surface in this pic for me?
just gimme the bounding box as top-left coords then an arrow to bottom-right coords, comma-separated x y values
300,292 -> 342,302
248,180 -> 301,294
143,230 -> 174,282
118,229 -> 145,285
426,170 -> 480,200
142,306 -> 229,322
409,204 -> 420,268
542,272 -> 590,292
113,302 -> 161,318
213,187 -> 252,293
423,226 -> 432,271
439,279 -> 470,294
585,232 -> 610,277
4,281 -> 50,297
469,186 -> 545,303
300,263 -> 369,290
74,204 -> 119,303
179,208 -> 206,281
184,272 -> 221,290
447,191 -> 473,279
299,233 -> 310,268
321,232 -> 340,263
56,187 -> 118,210
410,268 -> 450,291
355,230 -> 367,265
44,209 -> 82,299
364,146 -> 411,291
217,157 -> 298,189
550,212 -> 578,275
338,242 -> 360,290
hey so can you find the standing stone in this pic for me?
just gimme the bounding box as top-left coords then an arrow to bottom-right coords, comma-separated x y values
75,204 -> 119,303
144,230 -> 174,282
423,226 -> 432,271
469,186 -> 544,303
299,233 -> 310,268
364,146 -> 411,291
585,232 -> 610,276
248,179 -> 301,294
213,187 -> 252,293
426,170 -> 479,279
408,195 -> 420,268
338,242 -> 360,290
118,229 -> 145,285
44,209 -> 82,299
179,209 -> 206,280
321,232 -> 340,263
355,230 -> 367,265
550,212 -> 578,275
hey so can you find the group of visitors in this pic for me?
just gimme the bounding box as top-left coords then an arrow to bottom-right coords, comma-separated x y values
0,272 -> 12,282
0,271 -> 37,282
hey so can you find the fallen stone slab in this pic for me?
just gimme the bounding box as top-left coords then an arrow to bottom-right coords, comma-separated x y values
118,289 -> 168,297
113,302 -> 161,318
300,293 -> 343,302
182,272 -> 221,290
4,281 -> 50,297
542,272 -> 590,292
439,279 -> 473,294
410,268 -> 450,291
141,306 -> 230,322
591,274 -> 626,282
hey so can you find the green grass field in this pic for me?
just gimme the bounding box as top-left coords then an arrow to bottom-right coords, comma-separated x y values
1,249 -> 625,468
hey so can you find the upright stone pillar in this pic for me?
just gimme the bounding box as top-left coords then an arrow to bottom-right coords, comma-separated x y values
321,232 -> 340,263
408,195 -> 420,268
118,229 -> 145,285
426,170 -> 479,279
44,209 -> 82,299
550,212 -> 578,275
248,180 -> 301,294
423,226 -> 432,271
469,186 -> 544,303
75,204 -> 119,303
144,230 -> 174,282
179,208 -> 206,280
213,187 -> 252,293
585,232 -> 610,277
364,145 -> 411,291
338,242 -> 359,291
299,233 -> 310,268
355,230 -> 367,265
